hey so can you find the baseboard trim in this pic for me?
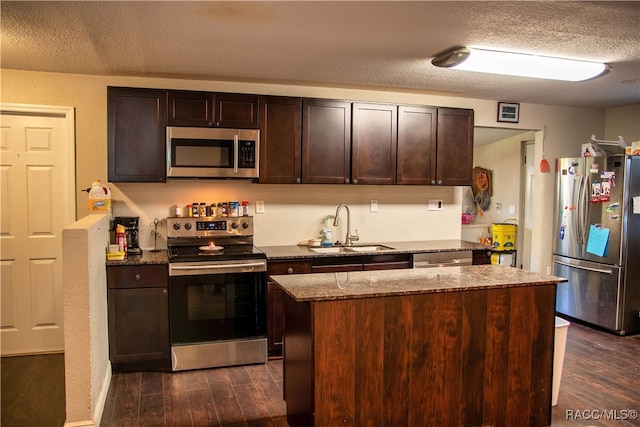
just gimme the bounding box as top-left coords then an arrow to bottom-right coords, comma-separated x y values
63,362 -> 112,427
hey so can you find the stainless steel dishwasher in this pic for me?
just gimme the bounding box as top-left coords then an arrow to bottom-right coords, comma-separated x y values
413,251 -> 473,268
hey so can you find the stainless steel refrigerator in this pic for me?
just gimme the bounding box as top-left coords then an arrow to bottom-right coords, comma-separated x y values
553,155 -> 640,335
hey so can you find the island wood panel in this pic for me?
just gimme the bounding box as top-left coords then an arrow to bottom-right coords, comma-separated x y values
282,284 -> 556,427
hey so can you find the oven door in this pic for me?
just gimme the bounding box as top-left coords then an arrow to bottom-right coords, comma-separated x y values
168,259 -> 267,370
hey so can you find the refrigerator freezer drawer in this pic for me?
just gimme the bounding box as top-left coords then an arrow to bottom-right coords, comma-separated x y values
554,256 -> 622,332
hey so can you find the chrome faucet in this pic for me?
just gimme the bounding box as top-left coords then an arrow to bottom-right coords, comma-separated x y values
333,203 -> 359,246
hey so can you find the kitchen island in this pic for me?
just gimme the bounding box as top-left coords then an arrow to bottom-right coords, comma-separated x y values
272,265 -> 566,427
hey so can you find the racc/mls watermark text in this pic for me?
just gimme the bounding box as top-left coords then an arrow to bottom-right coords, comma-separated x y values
566,409 -> 638,421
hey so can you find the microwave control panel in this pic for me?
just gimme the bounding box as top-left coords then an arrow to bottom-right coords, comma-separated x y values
238,141 -> 256,168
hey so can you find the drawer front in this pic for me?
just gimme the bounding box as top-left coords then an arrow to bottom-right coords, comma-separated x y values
268,260 -> 313,276
107,264 -> 168,289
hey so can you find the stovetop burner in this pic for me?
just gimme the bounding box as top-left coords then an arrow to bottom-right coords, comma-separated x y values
166,216 -> 265,263
168,244 -> 265,263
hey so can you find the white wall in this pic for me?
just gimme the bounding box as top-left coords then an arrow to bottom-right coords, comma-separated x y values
472,131 -> 535,226
62,214 -> 111,427
1,68 -> 607,271
605,104 -> 640,144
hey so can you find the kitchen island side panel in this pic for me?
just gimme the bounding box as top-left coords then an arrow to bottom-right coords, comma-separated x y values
282,285 -> 556,427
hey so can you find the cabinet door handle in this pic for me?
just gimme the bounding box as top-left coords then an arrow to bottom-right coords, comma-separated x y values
352,179 -> 358,184
287,267 -> 294,274
437,180 -> 443,185
345,179 -> 350,184
135,273 -> 141,280
162,288 -> 168,294
431,180 -> 436,185
295,178 -> 301,184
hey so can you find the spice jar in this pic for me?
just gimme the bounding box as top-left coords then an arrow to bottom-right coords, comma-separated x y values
241,201 -> 249,216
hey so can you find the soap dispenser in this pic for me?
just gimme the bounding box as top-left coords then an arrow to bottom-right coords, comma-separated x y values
321,216 -> 333,247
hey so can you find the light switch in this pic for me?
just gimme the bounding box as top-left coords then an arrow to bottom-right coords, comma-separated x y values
370,199 -> 378,212
255,200 -> 265,214
509,205 -> 516,214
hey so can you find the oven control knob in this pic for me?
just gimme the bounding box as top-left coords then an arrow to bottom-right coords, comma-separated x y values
241,222 -> 249,229
231,222 -> 238,229
184,223 -> 192,230
173,223 -> 181,230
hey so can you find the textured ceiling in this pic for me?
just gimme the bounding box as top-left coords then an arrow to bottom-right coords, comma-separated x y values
2,1 -> 639,108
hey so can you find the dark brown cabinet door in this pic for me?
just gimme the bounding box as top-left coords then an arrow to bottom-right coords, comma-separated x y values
107,264 -> 170,371
259,96 -> 302,184
107,87 -> 167,182
302,99 -> 352,184
351,103 -> 397,185
215,93 -> 259,129
167,90 -> 214,126
435,108 -> 474,186
397,105 -> 438,185
108,287 -> 170,371
267,282 -> 285,356
167,91 -> 258,128
267,260 -> 312,356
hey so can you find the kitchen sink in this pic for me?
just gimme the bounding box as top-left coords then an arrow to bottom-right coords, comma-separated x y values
345,245 -> 394,252
309,247 -> 346,253
309,245 -> 394,254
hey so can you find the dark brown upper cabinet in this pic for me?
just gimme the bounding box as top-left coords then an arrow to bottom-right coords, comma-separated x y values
397,105 -> 438,185
259,96 -> 302,184
302,99 -> 352,184
435,108 -> 474,186
351,103 -> 398,185
167,91 -> 259,128
107,86 -> 167,182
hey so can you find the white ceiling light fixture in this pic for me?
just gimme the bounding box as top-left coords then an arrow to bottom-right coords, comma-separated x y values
432,46 -> 611,82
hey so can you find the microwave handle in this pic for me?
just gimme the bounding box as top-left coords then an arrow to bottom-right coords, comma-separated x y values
233,134 -> 239,174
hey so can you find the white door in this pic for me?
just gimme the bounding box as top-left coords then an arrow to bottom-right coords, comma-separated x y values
0,104 -> 76,355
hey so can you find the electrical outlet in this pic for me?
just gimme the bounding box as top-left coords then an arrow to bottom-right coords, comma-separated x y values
255,200 -> 265,214
509,205 -> 516,214
496,203 -> 502,213
370,199 -> 378,212
428,199 -> 443,211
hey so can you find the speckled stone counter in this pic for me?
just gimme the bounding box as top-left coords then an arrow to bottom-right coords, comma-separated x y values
258,239 -> 489,260
105,249 -> 168,266
272,264 -> 566,302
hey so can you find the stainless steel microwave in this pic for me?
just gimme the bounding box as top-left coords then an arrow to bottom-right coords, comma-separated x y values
167,127 -> 259,179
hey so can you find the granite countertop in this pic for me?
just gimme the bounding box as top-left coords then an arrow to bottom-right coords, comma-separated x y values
258,239 -> 490,260
105,249 -> 168,266
271,264 -> 567,302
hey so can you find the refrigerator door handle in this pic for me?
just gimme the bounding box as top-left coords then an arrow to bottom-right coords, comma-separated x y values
576,174 -> 589,246
554,260 -> 614,275
575,175 -> 584,245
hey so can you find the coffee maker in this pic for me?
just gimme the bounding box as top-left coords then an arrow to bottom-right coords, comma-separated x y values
113,217 -> 142,255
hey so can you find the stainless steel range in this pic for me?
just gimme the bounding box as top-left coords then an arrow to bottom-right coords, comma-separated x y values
166,216 -> 267,371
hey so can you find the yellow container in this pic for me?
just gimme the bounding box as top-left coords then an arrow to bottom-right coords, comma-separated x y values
492,223 -> 517,251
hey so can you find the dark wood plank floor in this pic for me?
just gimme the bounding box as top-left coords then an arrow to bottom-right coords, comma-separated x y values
2,321 -> 639,426
100,359 -> 288,427
1,352 -> 66,427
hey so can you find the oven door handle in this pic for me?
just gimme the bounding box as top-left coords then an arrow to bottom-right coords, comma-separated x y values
171,262 -> 265,270
170,261 -> 266,275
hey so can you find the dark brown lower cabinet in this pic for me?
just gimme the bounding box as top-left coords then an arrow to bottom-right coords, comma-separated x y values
282,284 -> 556,427
473,249 -> 492,265
107,265 -> 170,372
